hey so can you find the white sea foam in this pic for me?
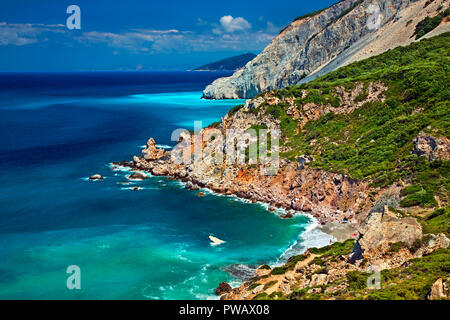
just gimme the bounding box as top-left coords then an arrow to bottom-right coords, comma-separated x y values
120,186 -> 157,191
156,144 -> 173,149
276,216 -> 335,264
81,177 -> 107,182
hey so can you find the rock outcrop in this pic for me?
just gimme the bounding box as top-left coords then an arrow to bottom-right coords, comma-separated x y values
413,132 -> 450,161
358,207 -> 423,254
215,282 -> 232,296
127,172 -> 147,181
142,138 -> 166,161
203,0 -> 450,99
428,278 -> 448,300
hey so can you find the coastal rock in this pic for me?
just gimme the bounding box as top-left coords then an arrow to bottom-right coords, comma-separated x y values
89,174 -> 104,180
128,172 -> 147,181
142,138 -> 166,161
184,181 -> 200,190
216,282 -> 232,296
428,278 -> 447,300
358,210 -> 422,255
203,0 -> 450,99
308,274 -> 328,287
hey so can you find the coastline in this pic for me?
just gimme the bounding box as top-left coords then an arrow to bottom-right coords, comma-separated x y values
109,162 -> 346,294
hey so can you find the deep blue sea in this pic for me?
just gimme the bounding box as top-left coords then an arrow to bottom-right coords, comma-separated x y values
0,72 -> 332,299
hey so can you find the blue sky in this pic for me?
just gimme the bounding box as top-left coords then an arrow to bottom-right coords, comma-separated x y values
0,0 -> 337,71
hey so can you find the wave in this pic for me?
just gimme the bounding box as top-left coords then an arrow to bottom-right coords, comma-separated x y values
276,216 -> 335,264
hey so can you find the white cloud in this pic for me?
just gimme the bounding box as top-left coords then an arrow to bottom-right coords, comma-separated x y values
0,22 -> 65,46
78,28 -> 273,53
0,19 -> 276,54
214,15 -> 251,34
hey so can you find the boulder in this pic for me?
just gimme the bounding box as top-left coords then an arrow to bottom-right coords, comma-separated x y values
89,174 -> 104,180
428,278 -> 447,300
128,172 -> 147,181
252,284 -> 264,295
309,274 -> 328,287
185,181 -> 200,190
216,282 -> 232,296
358,210 -> 422,254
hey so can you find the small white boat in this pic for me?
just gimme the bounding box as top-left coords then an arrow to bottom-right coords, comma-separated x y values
209,235 -> 225,246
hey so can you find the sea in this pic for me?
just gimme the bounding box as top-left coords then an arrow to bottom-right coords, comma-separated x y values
0,71 -> 333,299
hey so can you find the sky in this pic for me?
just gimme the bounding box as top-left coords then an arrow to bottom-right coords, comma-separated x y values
0,0 -> 338,71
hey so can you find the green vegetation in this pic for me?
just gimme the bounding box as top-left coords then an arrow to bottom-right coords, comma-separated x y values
289,246 -> 450,300
388,241 -> 408,253
419,207 -> 450,236
248,282 -> 261,290
368,248 -> 450,300
346,271 -> 371,290
293,8 -> 327,22
413,10 -> 449,39
259,264 -> 271,270
227,104 -> 244,116
218,31 -> 450,302
252,292 -> 268,300
309,239 -> 355,256
263,280 -> 278,290
263,33 -> 450,207
270,253 -> 310,275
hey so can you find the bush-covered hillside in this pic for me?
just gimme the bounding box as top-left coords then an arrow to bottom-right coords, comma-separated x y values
250,33 -> 449,207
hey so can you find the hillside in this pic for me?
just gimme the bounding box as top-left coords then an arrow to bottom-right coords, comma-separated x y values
123,32 -> 450,300
202,0 -> 450,99
194,53 -> 256,71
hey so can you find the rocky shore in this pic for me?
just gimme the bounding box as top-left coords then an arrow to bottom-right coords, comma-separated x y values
114,35 -> 450,298
217,205 -> 449,300
115,87 -> 399,228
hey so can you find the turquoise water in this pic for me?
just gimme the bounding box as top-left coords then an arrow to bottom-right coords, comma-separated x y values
0,72 -> 331,299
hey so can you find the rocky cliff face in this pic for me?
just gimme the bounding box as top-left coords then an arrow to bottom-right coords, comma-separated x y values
125,88 -> 389,225
202,0 -> 450,99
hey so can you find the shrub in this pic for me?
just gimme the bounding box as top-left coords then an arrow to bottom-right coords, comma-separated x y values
227,104 -> 244,116
248,282 -> 261,290
388,241 -> 408,253
264,281 -> 278,290
414,14 -> 445,39
346,271 -> 370,290
271,267 -> 287,275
